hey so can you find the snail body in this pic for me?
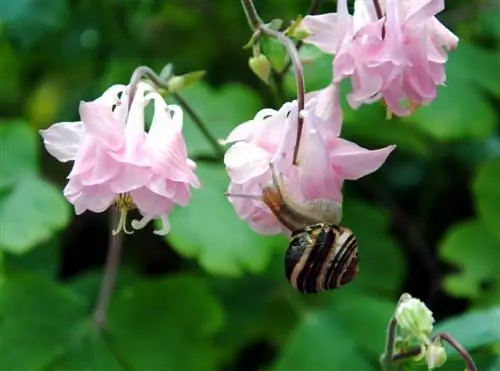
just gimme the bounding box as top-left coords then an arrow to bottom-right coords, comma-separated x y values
226,163 -> 359,293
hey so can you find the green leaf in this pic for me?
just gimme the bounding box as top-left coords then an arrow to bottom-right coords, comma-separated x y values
4,238 -> 60,279
260,37 -> 288,73
446,42 -> 500,98
55,321 -> 124,371
474,158 -> 500,241
283,45 -> 333,96
330,292 -> 395,357
0,121 -> 38,189
108,275 -> 224,371
167,163 -> 286,276
167,82 -> 262,157
0,176 -> 70,254
0,273 -> 86,370
0,0 -> 69,47
434,307 -> 500,352
271,308 -> 377,371
405,78 -> 495,141
342,200 -> 406,296
439,220 -> 500,303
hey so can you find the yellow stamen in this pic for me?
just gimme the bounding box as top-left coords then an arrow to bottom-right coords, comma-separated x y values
112,193 -> 137,235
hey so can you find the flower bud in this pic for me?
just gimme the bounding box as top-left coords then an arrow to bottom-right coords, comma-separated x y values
248,55 -> 271,84
395,295 -> 435,338
285,16 -> 312,41
167,70 -> 205,93
425,341 -> 447,369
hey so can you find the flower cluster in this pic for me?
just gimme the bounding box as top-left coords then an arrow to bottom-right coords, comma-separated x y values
40,82 -> 200,235
301,0 -> 459,116
40,0 -> 458,239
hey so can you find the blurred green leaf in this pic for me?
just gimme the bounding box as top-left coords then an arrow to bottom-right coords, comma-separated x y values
167,163 -> 286,276
447,43 -> 500,98
271,308 -> 377,371
55,321 -> 124,371
0,121 -> 38,188
478,8 -> 500,40
474,158 -> 500,241
405,79 -> 495,141
283,45 -> 333,96
108,275 -> 224,371
0,0 -> 68,47
330,292 -> 395,357
439,220 -> 500,303
342,200 -> 405,296
260,37 -> 288,73
434,307 -> 500,352
0,176 -> 70,254
0,273 -> 86,370
167,82 -> 262,157
4,238 -> 60,279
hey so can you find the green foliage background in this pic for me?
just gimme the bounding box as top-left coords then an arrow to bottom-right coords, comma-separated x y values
1,0 -> 500,370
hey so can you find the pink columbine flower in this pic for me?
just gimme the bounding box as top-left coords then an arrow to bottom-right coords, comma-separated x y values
40,82 -> 200,235
222,84 -> 396,235
301,0 -> 459,116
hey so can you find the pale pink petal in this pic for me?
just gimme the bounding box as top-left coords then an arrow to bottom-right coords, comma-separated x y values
39,121 -> 84,162
145,98 -> 199,185
301,13 -> 340,54
109,165 -> 153,193
120,84 -> 149,166
298,112 -> 341,201
305,84 -> 343,137
79,101 -> 123,151
404,0 -> 444,27
131,187 -> 174,216
224,142 -> 271,184
63,179 -> 115,214
329,139 -> 396,180
94,84 -> 126,107
352,0 -> 378,32
78,150 -> 121,186
68,138 -> 99,178
429,18 -> 459,50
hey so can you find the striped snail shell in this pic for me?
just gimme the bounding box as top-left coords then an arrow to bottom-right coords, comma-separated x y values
225,163 -> 359,293
285,223 -> 359,293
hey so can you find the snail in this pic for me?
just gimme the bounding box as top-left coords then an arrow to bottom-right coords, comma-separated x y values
226,163 -> 359,293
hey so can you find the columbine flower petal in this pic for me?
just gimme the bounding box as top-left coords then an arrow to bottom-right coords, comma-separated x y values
39,121 -> 84,162
329,139 -> 396,180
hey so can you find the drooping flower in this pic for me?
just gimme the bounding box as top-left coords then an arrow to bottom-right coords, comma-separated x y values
40,82 -> 200,235
301,0 -> 459,116
222,84 -> 395,235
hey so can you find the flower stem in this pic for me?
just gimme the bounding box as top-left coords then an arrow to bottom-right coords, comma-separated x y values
373,0 -> 383,19
240,0 -> 305,165
172,92 -> 225,159
280,0 -> 323,76
380,294 -> 410,370
93,209 -> 123,331
436,333 -> 477,371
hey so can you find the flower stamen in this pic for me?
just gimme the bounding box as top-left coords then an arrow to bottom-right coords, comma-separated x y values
112,193 -> 137,235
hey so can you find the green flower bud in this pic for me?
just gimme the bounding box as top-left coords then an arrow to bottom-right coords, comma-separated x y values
167,71 -> 205,93
425,341 -> 447,369
395,296 -> 435,338
249,55 -> 271,84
